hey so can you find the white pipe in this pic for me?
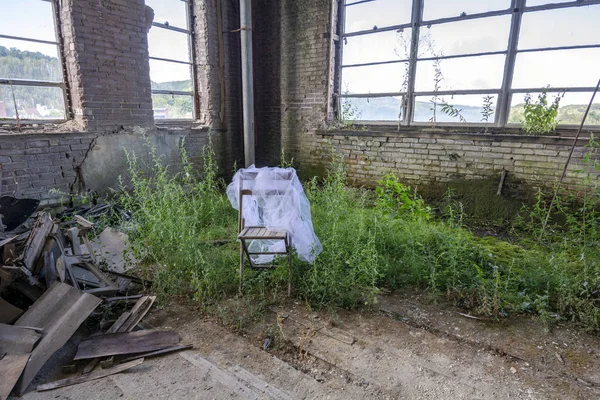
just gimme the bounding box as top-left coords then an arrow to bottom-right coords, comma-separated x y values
240,0 -> 255,167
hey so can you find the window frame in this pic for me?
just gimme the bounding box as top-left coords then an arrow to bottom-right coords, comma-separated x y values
0,0 -> 70,124
338,0 -> 600,129
148,0 -> 198,123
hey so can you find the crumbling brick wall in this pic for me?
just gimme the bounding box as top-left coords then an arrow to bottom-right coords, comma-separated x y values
0,0 -> 243,203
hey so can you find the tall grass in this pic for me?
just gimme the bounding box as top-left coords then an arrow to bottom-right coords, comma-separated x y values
117,140 -> 600,331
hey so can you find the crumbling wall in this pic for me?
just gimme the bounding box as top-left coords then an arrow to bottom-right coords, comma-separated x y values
0,0 -> 243,203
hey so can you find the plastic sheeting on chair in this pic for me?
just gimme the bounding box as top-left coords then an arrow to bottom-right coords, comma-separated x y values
226,165 -> 322,264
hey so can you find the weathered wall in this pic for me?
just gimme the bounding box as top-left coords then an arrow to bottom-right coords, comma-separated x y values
252,0 -> 597,192
0,0 -> 242,203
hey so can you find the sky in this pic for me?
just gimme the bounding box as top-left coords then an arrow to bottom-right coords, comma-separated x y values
342,0 -> 600,111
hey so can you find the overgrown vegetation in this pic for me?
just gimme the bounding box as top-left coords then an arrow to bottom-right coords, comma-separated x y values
116,139 -> 600,332
521,89 -> 564,134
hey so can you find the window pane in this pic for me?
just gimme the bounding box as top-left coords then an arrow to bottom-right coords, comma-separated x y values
340,96 -> 404,121
0,0 -> 56,42
413,94 -> 498,123
512,48 -> 600,89
149,59 -> 192,91
344,0 -> 412,33
0,39 -> 62,81
343,29 -> 412,65
415,55 -> 505,91
519,5 -> 600,50
418,16 -> 510,58
145,0 -> 189,30
508,91 -> 600,126
152,94 -> 194,119
148,27 -> 190,62
423,0 -> 511,21
0,85 -> 65,120
342,63 -> 409,94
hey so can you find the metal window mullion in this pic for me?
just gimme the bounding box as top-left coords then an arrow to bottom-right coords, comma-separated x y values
405,0 -> 423,126
336,0 -> 347,119
342,59 -> 409,68
187,0 -> 198,120
0,33 -> 58,46
517,44 -> 600,54
417,50 -> 507,62
149,56 -> 192,65
523,0 -> 600,12
414,89 -> 501,96
511,86 -> 600,94
496,0 -> 523,127
151,22 -> 189,34
151,90 -> 194,96
343,22 -> 412,38
341,92 -> 405,98
0,79 -> 65,88
51,0 -> 71,120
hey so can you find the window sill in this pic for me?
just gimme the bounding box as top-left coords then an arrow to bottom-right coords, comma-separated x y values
318,124 -> 595,144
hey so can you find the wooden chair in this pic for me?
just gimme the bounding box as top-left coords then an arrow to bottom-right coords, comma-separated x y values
237,174 -> 293,296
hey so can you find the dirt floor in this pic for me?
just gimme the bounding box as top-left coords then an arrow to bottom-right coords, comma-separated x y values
20,291 -> 600,399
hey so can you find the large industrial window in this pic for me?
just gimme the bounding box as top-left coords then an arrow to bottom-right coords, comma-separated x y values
0,0 -> 68,122
146,0 -> 195,120
340,0 -> 600,127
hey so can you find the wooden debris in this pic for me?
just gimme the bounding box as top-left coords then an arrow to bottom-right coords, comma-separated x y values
67,227 -> 83,255
13,282 -> 101,395
0,297 -> 23,324
0,323 -> 41,354
74,330 -> 179,360
0,353 -> 30,400
36,358 -> 144,392
23,213 -> 54,272
119,344 -> 193,363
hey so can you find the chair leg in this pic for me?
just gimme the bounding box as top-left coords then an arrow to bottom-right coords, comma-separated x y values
239,240 -> 245,295
287,236 -> 292,297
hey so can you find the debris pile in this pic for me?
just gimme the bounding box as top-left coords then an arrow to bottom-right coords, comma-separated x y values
0,197 -> 190,397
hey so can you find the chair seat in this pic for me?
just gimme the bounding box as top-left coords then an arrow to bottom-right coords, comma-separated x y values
239,226 -> 288,240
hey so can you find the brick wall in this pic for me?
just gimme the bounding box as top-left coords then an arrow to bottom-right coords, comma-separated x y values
61,0 -> 154,131
251,0 -> 598,193
0,0 -> 243,202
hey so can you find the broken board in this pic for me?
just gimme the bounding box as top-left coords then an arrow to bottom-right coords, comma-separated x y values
36,358 -> 144,392
74,330 -> 179,360
12,282 -> 101,395
0,323 -> 40,354
0,354 -> 29,400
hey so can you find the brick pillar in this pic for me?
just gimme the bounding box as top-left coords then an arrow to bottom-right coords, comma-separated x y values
60,0 -> 154,131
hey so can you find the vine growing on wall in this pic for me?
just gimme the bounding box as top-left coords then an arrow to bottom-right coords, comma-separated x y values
521,88 -> 564,135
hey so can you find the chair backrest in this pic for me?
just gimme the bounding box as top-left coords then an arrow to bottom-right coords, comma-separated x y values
237,170 -> 294,233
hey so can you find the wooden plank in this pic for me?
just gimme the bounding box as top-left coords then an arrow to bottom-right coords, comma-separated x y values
0,354 -> 29,400
74,330 -> 179,360
36,358 -> 144,392
227,365 -> 294,400
119,344 -> 193,363
0,296 -> 23,324
67,227 -> 82,255
23,213 -> 54,272
0,323 -> 41,354
121,296 -> 155,332
13,282 -> 102,395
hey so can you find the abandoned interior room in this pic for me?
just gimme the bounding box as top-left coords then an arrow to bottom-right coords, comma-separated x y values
1,0 -> 600,398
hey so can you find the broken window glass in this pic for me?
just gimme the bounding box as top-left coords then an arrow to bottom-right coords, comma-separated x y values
415,55 -> 505,92
413,94 -> 498,123
422,0 -> 511,21
519,5 -> 600,50
512,48 -> 600,89
508,91 -> 600,126
344,0 -> 412,33
342,29 -> 412,65
418,16 -> 510,58
340,96 -> 404,121
342,63 -> 410,94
